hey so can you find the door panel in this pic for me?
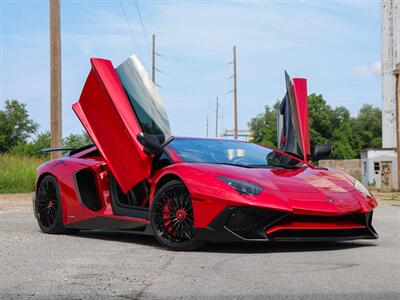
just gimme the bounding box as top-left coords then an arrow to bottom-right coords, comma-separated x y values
73,58 -> 152,193
292,77 -> 310,159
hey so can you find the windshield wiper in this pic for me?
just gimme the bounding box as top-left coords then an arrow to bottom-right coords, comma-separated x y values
208,163 -> 305,169
268,164 -> 304,169
242,164 -> 304,169
212,162 -> 252,168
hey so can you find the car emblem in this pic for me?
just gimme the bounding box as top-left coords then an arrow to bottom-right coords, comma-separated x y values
327,197 -> 334,204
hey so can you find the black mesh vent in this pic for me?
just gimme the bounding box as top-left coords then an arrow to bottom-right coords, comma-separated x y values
225,207 -> 286,239
266,212 -> 377,241
75,169 -> 102,211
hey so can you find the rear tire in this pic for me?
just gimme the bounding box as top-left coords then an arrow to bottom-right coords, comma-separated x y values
35,175 -> 77,234
151,179 -> 204,251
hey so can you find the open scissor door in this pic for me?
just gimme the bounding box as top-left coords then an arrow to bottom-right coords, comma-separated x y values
73,55 -> 171,192
277,72 -> 310,161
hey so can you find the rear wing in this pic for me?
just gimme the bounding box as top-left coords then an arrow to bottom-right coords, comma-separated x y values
41,147 -> 75,153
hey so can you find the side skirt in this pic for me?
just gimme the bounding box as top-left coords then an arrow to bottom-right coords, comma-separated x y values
64,216 -> 149,231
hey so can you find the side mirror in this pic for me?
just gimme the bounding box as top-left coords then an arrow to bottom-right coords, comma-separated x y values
137,132 -> 162,155
312,144 -> 332,161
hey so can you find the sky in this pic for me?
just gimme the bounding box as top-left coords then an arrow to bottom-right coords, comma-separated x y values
0,0 -> 381,138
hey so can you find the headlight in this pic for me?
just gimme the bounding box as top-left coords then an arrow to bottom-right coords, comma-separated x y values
354,179 -> 372,197
217,176 -> 263,196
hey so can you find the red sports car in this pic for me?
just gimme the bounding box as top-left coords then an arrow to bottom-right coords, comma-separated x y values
33,55 -> 378,250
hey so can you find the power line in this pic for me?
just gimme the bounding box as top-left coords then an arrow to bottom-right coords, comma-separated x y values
119,0 -> 146,68
156,52 -> 233,66
156,83 -> 233,97
134,0 -> 152,61
156,67 -> 233,82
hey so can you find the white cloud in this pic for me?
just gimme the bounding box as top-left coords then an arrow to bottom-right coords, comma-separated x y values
372,61 -> 381,76
353,61 -> 381,77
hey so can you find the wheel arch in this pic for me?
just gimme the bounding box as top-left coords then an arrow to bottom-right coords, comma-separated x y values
154,173 -> 184,194
151,171 -> 190,206
35,172 -> 57,194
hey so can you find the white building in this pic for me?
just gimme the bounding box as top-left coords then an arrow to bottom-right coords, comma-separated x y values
361,148 -> 397,190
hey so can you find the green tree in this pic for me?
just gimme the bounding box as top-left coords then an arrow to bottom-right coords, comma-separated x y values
9,131 -> 51,158
63,131 -> 92,149
351,104 -> 382,150
330,107 -> 358,159
0,99 -> 38,152
247,93 -> 382,160
308,93 -> 331,146
248,103 -> 279,148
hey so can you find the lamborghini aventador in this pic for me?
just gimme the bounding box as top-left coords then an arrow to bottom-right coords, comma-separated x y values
33,55 -> 378,250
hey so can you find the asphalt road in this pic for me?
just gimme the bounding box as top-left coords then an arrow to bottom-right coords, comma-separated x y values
0,194 -> 399,300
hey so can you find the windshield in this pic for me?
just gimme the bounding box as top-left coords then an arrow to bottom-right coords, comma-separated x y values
168,139 -> 306,168
116,55 -> 172,143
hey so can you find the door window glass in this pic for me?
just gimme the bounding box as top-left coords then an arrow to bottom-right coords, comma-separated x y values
116,55 -> 172,142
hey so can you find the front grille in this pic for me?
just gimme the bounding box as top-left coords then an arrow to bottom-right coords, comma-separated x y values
223,208 -> 376,241
225,207 -> 286,239
266,211 -> 377,241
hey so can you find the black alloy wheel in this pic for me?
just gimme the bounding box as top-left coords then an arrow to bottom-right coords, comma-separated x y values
151,179 -> 203,251
35,175 -> 76,234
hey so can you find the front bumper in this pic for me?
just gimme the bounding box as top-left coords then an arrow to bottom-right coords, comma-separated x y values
194,207 -> 378,243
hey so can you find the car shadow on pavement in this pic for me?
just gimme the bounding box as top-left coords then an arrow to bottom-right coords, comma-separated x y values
72,230 -> 159,247
71,230 -> 377,253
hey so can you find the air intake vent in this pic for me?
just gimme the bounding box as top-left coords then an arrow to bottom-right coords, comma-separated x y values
75,169 -> 101,211
225,207 -> 286,239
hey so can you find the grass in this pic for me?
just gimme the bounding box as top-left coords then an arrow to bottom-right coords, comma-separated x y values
0,154 -> 44,194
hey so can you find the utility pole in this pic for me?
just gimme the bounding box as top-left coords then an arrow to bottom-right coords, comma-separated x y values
50,0 -> 62,159
233,46 -> 238,140
395,63 -> 400,190
152,34 -> 156,83
215,97 -> 219,138
206,114 -> 209,137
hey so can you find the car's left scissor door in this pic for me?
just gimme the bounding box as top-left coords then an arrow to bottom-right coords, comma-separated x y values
73,55 -> 172,193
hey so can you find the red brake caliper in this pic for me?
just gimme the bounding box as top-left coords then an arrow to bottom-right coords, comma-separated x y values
162,199 -> 175,235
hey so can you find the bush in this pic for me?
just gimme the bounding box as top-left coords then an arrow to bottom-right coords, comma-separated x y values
0,154 -> 44,193
9,131 -> 50,159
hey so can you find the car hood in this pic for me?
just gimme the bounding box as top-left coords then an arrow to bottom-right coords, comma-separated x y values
184,163 -> 376,215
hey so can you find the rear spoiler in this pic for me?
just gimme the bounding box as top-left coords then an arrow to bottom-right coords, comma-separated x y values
41,147 -> 75,153
41,144 -> 95,156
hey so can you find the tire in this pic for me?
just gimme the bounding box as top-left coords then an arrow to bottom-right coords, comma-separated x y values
35,175 -> 77,234
151,179 -> 204,251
